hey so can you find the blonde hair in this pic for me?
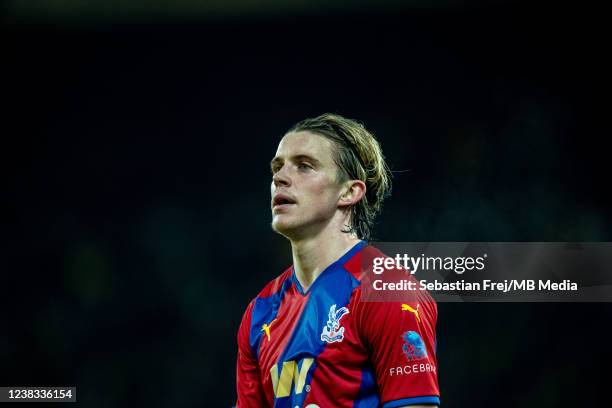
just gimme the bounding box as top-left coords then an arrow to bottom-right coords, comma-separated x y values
288,113 -> 392,240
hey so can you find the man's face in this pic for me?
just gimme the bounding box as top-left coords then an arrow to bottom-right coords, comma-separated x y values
270,131 -> 345,238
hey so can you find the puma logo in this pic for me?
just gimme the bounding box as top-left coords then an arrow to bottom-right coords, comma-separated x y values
401,303 -> 420,323
261,319 -> 277,341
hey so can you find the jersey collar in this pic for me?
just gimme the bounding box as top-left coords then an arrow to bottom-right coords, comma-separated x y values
291,240 -> 367,295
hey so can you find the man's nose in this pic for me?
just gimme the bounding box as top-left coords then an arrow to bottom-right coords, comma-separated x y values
273,167 -> 291,187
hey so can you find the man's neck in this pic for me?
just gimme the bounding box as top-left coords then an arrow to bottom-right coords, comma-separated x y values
291,231 -> 362,292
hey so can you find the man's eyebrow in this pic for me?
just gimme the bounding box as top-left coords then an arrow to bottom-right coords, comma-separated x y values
293,154 -> 321,165
270,154 -> 321,168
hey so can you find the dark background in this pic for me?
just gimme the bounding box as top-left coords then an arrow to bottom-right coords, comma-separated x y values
4,0 -> 611,407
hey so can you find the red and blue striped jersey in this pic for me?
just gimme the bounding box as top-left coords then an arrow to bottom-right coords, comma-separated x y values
236,241 -> 439,407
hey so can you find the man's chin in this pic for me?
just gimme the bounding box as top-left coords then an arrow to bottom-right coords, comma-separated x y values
271,218 -> 301,238
271,220 -> 292,234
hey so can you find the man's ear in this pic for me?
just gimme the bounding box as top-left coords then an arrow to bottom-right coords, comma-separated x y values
338,180 -> 366,208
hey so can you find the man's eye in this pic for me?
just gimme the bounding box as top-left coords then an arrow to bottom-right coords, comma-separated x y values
298,163 -> 313,170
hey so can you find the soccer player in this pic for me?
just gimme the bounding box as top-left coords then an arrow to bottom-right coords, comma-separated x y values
236,114 -> 439,407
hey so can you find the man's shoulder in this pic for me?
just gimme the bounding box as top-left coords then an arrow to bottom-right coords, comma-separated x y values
253,265 -> 294,300
341,243 -> 388,282
238,266 -> 293,329
348,244 -> 438,310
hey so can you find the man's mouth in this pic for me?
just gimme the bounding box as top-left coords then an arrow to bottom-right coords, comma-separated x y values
272,194 -> 297,209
